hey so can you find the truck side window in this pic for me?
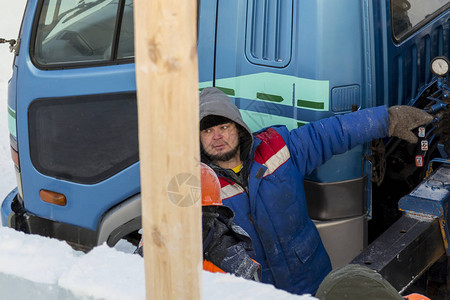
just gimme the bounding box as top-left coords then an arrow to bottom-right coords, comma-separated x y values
391,0 -> 449,42
33,0 -> 124,66
117,0 -> 134,59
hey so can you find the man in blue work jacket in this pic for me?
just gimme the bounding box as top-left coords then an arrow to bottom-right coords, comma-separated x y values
199,87 -> 433,295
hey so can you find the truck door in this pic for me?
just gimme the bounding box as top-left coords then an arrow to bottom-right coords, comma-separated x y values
14,0 -> 139,237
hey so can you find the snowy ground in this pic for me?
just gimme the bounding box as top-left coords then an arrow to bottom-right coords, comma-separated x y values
0,2 -> 315,299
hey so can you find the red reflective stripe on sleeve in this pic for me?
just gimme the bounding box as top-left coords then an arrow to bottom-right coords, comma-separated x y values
254,128 -> 287,164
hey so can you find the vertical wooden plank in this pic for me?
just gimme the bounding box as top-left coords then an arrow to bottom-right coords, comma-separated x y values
133,0 -> 202,299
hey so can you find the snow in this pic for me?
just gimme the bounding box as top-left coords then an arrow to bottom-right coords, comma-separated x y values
0,225 -> 313,300
0,1 -> 315,299
58,245 -> 145,300
0,227 -> 80,284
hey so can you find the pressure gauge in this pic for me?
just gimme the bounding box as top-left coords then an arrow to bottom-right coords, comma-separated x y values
430,56 -> 450,77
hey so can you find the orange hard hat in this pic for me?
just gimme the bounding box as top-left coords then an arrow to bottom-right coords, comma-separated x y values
200,162 -> 222,206
403,293 -> 431,300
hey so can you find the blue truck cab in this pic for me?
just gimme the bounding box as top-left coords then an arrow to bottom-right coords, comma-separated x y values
1,0 -> 449,271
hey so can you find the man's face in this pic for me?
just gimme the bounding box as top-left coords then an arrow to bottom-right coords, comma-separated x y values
200,122 -> 240,162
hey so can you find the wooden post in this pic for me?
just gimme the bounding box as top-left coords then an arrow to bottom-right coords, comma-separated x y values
134,0 -> 202,299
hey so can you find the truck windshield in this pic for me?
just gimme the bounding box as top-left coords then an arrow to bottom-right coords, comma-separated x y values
33,0 -> 134,66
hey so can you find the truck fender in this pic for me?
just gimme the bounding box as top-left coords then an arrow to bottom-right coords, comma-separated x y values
96,193 -> 142,246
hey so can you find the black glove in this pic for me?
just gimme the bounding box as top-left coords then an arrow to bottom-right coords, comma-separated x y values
202,205 -> 261,281
388,106 -> 433,143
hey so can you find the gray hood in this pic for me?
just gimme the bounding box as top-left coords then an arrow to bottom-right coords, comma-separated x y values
199,87 -> 253,164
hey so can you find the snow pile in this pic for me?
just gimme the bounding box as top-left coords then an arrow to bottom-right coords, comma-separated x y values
0,227 -> 80,284
0,226 -> 315,300
58,245 -> 145,299
0,227 -> 146,299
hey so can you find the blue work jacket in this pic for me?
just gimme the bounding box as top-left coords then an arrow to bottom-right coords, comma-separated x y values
217,106 -> 389,295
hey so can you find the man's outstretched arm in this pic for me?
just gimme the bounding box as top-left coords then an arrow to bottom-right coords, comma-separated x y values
287,105 -> 432,175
